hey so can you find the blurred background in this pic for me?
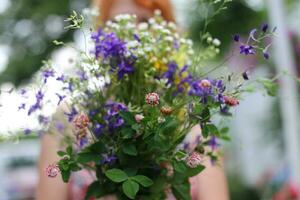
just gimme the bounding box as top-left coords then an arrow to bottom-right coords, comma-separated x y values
1,0 -> 300,199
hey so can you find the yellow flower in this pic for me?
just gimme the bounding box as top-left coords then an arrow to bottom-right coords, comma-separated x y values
154,60 -> 168,73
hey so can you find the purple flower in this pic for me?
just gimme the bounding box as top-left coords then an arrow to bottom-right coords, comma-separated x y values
117,60 -> 135,79
36,90 -> 44,102
28,103 -> 40,115
64,107 -> 78,122
261,23 -> 269,33
20,89 -> 27,95
27,90 -> 44,115
209,136 -> 219,151
63,82 -> 73,92
18,103 -> 26,111
55,122 -> 65,132
133,33 -> 141,42
233,34 -> 240,42
77,71 -> 88,81
173,40 -> 180,50
24,128 -> 31,135
162,61 -> 177,85
105,101 -> 127,116
42,69 -> 55,83
263,51 -> 269,59
189,79 -> 225,104
101,154 -> 117,165
242,71 -> 249,80
93,123 -> 105,137
239,44 -> 255,55
91,29 -> 136,79
104,101 -> 127,130
55,93 -> 66,106
56,75 -> 66,82
38,115 -> 49,125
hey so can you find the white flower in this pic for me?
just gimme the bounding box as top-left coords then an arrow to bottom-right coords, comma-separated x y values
180,38 -> 186,44
126,40 -> 140,49
125,23 -> 135,30
138,22 -> 148,30
187,49 -> 194,55
207,37 -> 213,43
212,38 -> 221,46
124,51 -> 131,58
158,117 -> 165,123
186,39 -> 193,46
153,25 -> 164,31
144,46 -> 152,52
164,36 -> 173,42
111,23 -> 120,30
154,9 -> 162,16
162,29 -> 171,35
168,22 -> 176,30
148,18 -> 156,25
115,14 -> 131,21
161,21 -> 167,27
106,20 -> 113,27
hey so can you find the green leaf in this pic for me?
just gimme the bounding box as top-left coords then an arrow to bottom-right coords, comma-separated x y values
77,152 -> 101,163
85,181 -> 105,200
187,164 -> 205,177
132,175 -> 153,187
172,183 -> 191,200
259,78 -> 278,96
66,146 -> 73,155
105,169 -> 128,183
207,124 -> 219,136
122,179 -> 139,199
119,111 -> 136,125
220,127 -> 229,134
57,151 -> 66,157
173,161 -> 187,173
122,144 -> 138,156
174,150 -> 187,160
202,125 -> 209,138
61,170 -> 71,182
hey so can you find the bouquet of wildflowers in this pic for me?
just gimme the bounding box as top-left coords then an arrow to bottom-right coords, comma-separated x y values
17,8 -> 276,200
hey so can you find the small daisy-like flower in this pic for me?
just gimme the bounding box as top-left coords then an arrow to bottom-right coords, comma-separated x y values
73,113 -> 90,129
186,152 -> 203,168
46,164 -> 60,178
135,114 -> 144,123
224,96 -> 239,106
199,79 -> 211,88
160,106 -> 172,115
145,92 -> 160,106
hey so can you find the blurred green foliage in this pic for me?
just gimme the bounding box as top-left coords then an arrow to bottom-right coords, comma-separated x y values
0,0 -> 88,86
188,0 -> 266,52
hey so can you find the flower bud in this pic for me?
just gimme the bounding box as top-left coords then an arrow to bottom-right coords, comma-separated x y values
46,164 -> 60,178
186,152 -> 203,168
145,92 -> 160,106
135,114 -> 144,123
224,96 -> 239,106
73,113 -> 90,129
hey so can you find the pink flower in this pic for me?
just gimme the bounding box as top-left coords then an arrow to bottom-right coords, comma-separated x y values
224,96 -> 239,106
73,113 -> 90,129
46,164 -> 60,178
186,152 -> 203,168
145,92 -> 160,106
199,79 -> 211,88
135,114 -> 144,123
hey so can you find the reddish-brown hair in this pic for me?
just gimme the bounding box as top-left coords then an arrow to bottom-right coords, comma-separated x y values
97,0 -> 175,23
